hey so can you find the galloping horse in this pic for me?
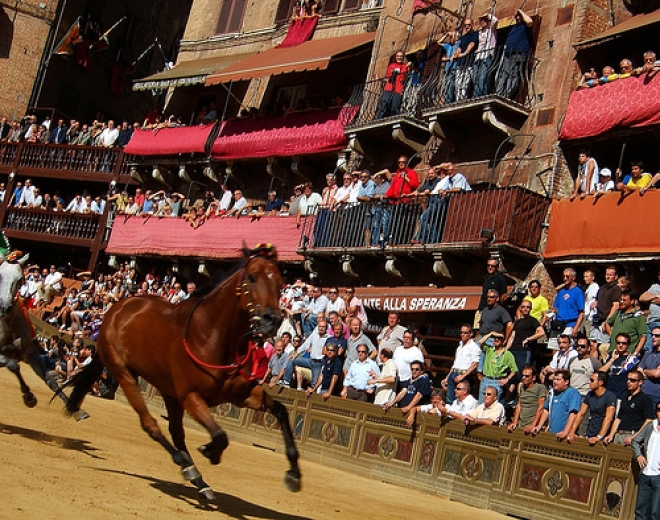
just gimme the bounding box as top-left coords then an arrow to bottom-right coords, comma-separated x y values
0,251 -> 87,418
66,244 -> 301,499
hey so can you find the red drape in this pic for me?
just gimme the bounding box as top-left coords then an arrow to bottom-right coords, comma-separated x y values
107,214 -> 302,262
211,108 -> 351,160
559,73 -> 660,141
277,17 -> 319,48
124,124 -> 217,156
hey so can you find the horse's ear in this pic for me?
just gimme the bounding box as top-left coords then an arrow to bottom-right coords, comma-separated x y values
241,240 -> 250,258
17,253 -> 29,266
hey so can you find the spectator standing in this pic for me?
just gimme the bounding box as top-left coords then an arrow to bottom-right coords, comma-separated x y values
441,324 -> 481,404
540,334 -> 578,384
49,119 -> 68,144
341,345 -> 379,401
582,269 -> 599,338
344,286 -> 368,328
511,365 -> 546,433
600,333 -> 641,401
452,19 -> 478,101
591,266 -> 621,357
551,268 -> 585,339
568,371 -> 616,445
478,331 -> 517,402
376,51 -> 409,119
476,257 -> 508,327
98,120 -> 119,147
641,267 -> 660,353
529,369 -> 582,440
632,406 -> 660,520
605,289 -> 646,355
507,300 -> 545,375
344,318 -> 376,374
18,179 -> 36,207
302,286 -> 327,337
369,348 -> 397,406
604,369 -> 653,446
568,336 -> 602,397
496,9 -> 533,99
641,327 -> 660,407
325,286 -> 346,319
392,329 -> 424,390
376,312 -> 406,357
473,12 -> 498,98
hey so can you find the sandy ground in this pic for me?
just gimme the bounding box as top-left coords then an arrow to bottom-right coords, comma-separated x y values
0,368 -> 510,520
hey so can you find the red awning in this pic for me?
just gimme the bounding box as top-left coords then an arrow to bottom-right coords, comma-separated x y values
354,286 -> 484,313
210,107 -> 358,160
107,214 -> 302,262
559,73 -> 660,141
544,191 -> 660,260
124,125 -> 218,156
205,33 -> 374,85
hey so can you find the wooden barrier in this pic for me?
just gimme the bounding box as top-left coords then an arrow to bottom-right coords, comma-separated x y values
138,385 -> 636,520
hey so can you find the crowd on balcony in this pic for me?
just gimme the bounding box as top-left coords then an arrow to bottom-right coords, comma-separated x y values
372,8 -> 533,121
0,115 -> 138,148
569,149 -> 660,200
577,50 -> 660,90
0,178 -> 107,214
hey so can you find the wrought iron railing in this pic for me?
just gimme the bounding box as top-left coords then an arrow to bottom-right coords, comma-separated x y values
418,45 -> 538,112
298,186 -> 549,252
4,207 -> 101,241
346,46 -> 538,129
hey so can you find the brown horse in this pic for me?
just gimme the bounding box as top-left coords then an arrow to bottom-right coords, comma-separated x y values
66,245 -> 301,498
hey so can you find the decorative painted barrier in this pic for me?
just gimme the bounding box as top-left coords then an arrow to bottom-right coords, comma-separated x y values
139,385 -> 636,520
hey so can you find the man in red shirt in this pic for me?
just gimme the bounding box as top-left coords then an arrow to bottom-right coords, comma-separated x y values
373,155 -> 419,246
377,51 -> 409,119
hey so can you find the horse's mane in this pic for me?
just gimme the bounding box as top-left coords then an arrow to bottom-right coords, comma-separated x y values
192,243 -> 277,298
192,258 -> 246,298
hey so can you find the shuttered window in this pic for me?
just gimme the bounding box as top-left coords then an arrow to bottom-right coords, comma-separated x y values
216,0 -> 248,34
342,0 -> 361,11
323,0 -> 340,14
275,0 -> 297,22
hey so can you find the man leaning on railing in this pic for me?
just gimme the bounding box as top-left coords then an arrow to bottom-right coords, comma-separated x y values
496,9 -> 533,100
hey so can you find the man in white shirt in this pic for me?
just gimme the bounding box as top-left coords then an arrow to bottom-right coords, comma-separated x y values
282,321 -> 329,390
632,404 -> 660,519
98,120 -> 119,147
222,190 -> 248,217
442,381 -> 478,420
18,179 -> 36,207
432,162 -> 472,195
392,330 -> 424,390
583,269 -> 599,338
296,182 -> 322,225
442,324 -> 482,404
65,194 -> 88,213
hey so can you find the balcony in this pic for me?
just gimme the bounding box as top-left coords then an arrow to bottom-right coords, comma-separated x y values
296,186 -> 549,284
0,141 -> 133,184
3,207 -> 102,246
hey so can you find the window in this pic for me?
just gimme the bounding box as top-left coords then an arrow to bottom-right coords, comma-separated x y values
216,0 -> 248,35
276,85 -> 308,108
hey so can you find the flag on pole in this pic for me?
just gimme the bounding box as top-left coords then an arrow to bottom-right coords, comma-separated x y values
53,17 -> 83,56
89,16 -> 127,56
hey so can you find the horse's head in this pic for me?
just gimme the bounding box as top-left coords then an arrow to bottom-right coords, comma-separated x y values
241,244 -> 283,336
0,251 -> 29,315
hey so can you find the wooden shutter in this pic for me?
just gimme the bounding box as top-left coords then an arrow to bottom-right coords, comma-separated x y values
342,0 -> 361,12
216,0 -> 233,34
228,0 -> 247,33
275,0 -> 296,22
323,0 -> 340,14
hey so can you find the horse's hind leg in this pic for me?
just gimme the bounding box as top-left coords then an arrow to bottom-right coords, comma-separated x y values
244,386 -> 301,492
180,392 -> 229,465
162,395 -> 214,500
2,357 -> 37,408
115,371 -> 184,463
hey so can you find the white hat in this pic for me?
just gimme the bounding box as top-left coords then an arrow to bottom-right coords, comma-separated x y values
600,168 -> 612,177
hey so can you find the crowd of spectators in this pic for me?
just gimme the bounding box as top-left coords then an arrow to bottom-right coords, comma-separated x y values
577,50 -> 660,90
0,177 -> 107,215
569,148 -> 660,200
375,8 -> 534,119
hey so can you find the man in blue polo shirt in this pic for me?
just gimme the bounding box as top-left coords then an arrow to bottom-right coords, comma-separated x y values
552,268 -> 585,339
496,8 -> 533,99
528,369 -> 582,440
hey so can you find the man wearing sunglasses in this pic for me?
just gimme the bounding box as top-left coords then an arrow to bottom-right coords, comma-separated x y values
632,402 -> 660,519
604,369 -> 653,446
640,326 -> 660,407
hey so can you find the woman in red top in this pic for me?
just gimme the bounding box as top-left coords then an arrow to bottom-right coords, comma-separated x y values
377,51 -> 409,119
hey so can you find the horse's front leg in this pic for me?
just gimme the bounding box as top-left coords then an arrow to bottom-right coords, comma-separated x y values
181,392 -> 229,465
243,385 -> 301,492
1,356 -> 37,408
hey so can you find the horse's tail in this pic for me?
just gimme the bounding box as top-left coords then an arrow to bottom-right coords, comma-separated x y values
65,355 -> 104,417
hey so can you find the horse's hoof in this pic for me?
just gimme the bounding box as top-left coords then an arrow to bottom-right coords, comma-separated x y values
182,465 -> 201,481
198,486 -> 215,500
284,472 -> 301,492
75,410 -> 90,422
23,393 -> 37,408
197,445 -> 221,465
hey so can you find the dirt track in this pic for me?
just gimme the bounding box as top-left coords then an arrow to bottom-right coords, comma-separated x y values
0,368 -> 509,520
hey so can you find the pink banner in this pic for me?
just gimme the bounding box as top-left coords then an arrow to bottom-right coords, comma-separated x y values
124,124 -> 217,156
559,73 -> 660,141
107,214 -> 303,262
